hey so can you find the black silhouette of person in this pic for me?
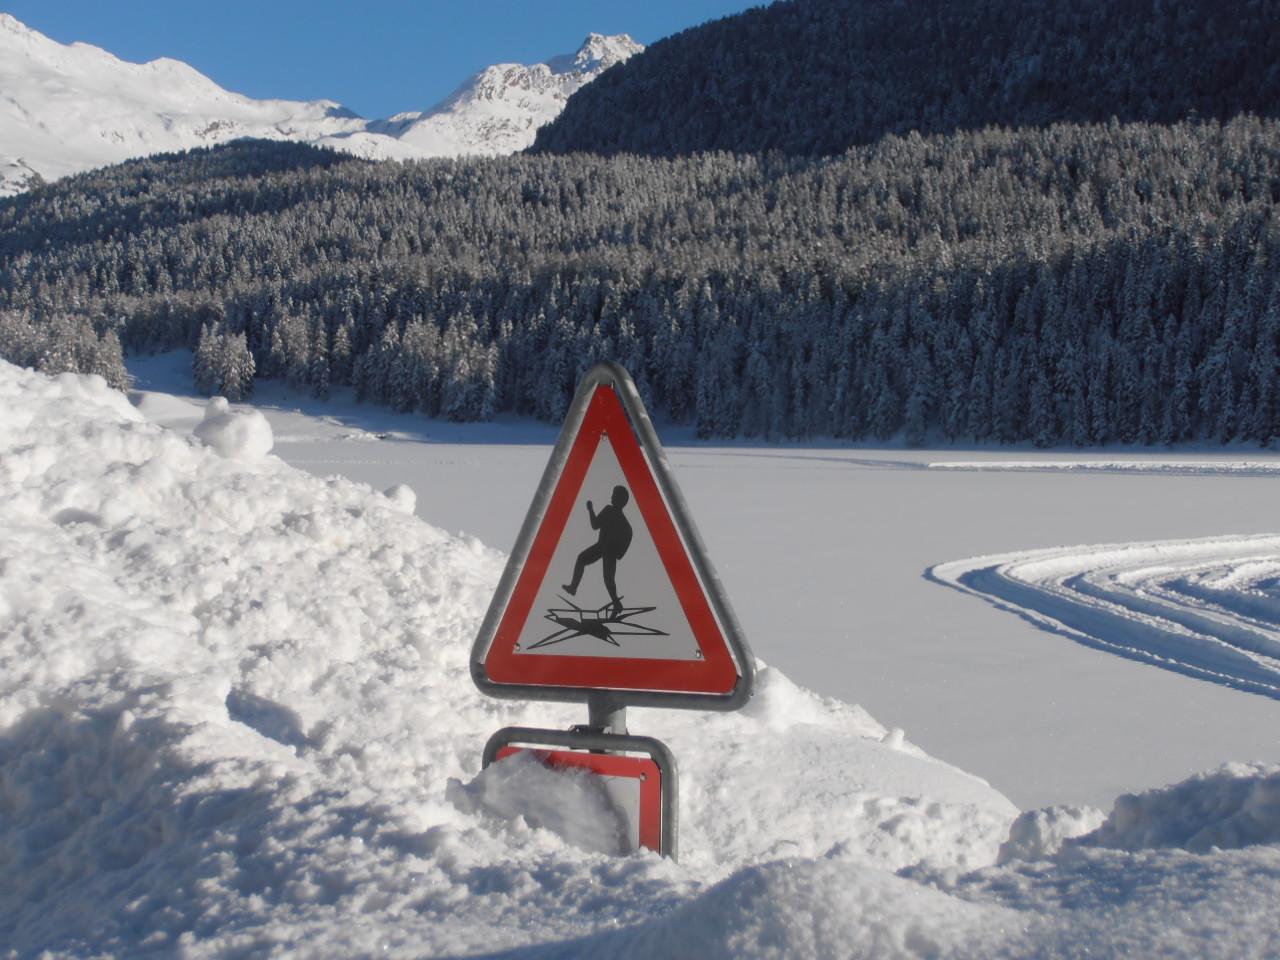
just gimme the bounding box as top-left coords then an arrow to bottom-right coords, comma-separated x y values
563,485 -> 633,614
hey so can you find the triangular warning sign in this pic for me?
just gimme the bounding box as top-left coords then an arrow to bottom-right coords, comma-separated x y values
472,363 -> 754,708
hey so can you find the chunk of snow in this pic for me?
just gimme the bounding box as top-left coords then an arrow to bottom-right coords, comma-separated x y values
997,805 -> 1106,863
881,727 -> 907,750
192,396 -> 274,461
383,483 -> 417,515
447,751 -> 629,856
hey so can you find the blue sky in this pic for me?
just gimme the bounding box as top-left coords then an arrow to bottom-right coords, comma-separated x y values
4,1 -> 762,119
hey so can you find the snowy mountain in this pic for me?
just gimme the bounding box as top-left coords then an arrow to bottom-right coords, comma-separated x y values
372,33 -> 644,157
0,14 -> 640,196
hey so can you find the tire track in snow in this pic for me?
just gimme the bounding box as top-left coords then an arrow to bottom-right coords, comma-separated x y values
929,535 -> 1280,698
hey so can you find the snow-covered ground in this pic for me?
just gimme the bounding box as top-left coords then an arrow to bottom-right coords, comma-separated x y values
127,353 -> 1280,812
7,355 -> 1280,955
933,536 -> 1280,698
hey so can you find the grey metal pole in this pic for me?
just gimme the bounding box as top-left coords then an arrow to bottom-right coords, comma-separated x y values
587,692 -> 628,735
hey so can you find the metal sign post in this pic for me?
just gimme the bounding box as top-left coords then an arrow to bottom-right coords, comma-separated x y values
471,362 -> 755,859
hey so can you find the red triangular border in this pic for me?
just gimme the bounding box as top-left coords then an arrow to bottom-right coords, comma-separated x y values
484,384 -> 740,694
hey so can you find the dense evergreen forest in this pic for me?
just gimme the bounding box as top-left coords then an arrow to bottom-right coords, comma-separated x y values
533,0 -> 1280,157
2,120 -> 1278,444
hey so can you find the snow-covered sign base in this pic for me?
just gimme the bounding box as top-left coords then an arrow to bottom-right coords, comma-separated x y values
494,749 -> 657,852
479,726 -> 677,857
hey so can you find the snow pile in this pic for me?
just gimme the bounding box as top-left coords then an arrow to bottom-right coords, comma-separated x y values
447,752 -> 632,857
192,396 -> 275,461
931,536 -> 1280,698
572,857 -> 1024,960
1081,763 -> 1280,853
932,766 -> 1280,956
655,665 -> 1014,873
0,359 -> 1014,956
997,805 -> 1107,864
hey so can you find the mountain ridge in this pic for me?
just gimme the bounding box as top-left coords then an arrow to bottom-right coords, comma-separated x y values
0,16 -> 640,196
370,33 -> 643,157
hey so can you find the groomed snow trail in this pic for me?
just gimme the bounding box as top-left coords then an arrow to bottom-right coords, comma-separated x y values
931,535 -> 1280,697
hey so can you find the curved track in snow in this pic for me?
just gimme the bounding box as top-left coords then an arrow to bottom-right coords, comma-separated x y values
930,535 -> 1280,698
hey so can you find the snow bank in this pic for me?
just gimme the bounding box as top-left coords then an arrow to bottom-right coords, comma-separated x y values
641,664 -> 1015,873
0,361 -> 514,954
0,360 -> 1015,957
6,359 -> 1280,958
1081,762 -> 1280,853
567,856 -> 1025,960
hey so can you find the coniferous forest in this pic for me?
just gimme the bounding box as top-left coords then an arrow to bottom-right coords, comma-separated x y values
1,0 -> 1279,445
533,0 -> 1280,157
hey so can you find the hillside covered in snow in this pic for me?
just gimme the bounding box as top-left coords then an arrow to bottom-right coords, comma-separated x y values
369,32 -> 643,159
4,358 -> 1280,957
0,14 -> 640,196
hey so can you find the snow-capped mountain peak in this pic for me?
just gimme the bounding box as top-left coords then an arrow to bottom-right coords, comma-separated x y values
552,32 -> 645,74
383,33 -> 643,157
0,17 -> 643,196
0,11 -> 38,39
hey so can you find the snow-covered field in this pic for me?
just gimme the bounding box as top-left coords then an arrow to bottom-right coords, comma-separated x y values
126,352 -> 1280,813
6,356 -> 1280,956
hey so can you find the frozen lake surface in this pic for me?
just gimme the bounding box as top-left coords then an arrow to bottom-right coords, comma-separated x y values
282,438 -> 1280,809
130,354 -> 1280,809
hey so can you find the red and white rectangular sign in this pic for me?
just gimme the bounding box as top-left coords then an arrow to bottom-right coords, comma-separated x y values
494,745 -> 664,854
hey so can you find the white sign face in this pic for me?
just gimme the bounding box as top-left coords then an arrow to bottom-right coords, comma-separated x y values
514,435 -> 703,662
602,774 -> 643,854
473,369 -> 752,706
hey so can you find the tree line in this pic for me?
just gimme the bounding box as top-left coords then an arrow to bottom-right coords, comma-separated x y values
0,310 -> 127,389
0,120 -> 1278,443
